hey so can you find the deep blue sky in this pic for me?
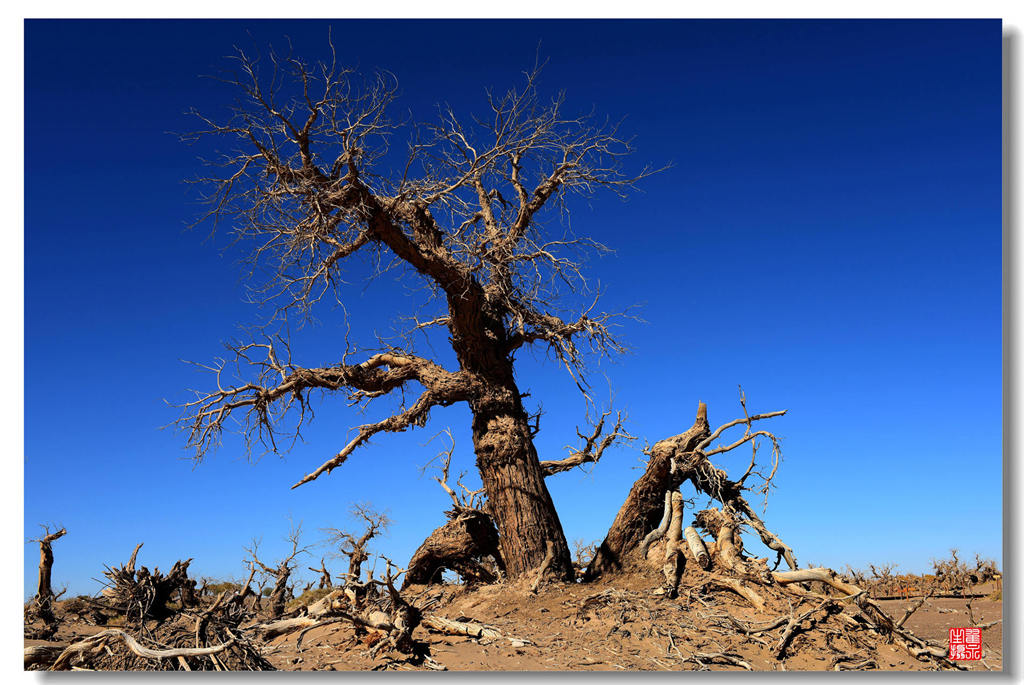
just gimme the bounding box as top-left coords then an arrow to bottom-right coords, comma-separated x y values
24,19 -> 1001,598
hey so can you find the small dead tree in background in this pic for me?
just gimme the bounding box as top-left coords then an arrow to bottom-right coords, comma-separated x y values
26,525 -> 67,638
971,554 -> 999,586
571,538 -> 599,579
100,543 -> 197,625
869,563 -> 899,598
246,523 -> 311,618
308,558 -> 333,589
178,43 -> 657,581
323,503 -> 390,604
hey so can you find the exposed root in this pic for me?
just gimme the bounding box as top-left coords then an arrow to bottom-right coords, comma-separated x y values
660,492 -> 685,597
404,509 -> 503,588
530,540 -> 557,594
639,491 -> 673,559
706,576 -> 767,611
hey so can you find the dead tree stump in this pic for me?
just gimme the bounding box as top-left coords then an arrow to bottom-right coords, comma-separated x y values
27,526 -> 67,639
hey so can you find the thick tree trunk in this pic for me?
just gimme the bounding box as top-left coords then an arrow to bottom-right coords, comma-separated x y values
449,300 -> 573,582
471,397 -> 573,581
347,551 -> 367,584
268,570 -> 290,619
584,403 -> 709,579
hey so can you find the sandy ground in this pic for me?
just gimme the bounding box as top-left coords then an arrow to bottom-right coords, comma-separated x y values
259,577 -> 1004,672
27,577 -> 1002,672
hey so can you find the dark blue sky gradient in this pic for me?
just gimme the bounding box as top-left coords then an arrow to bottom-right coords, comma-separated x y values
25,19 -> 1001,597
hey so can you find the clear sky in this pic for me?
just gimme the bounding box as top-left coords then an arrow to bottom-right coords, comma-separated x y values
24,19 -> 1001,598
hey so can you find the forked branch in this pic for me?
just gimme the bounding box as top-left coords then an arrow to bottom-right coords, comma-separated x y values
424,429 -> 485,512
540,408 -> 635,476
175,342 -> 480,489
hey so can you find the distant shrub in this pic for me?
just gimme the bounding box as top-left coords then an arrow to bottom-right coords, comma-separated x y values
204,581 -> 243,597
286,587 -> 333,611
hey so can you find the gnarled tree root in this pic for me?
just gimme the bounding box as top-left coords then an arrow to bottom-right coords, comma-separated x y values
403,509 -> 503,588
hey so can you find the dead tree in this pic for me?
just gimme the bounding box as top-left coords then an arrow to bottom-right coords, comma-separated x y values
324,504 -> 390,586
256,558 -> 433,665
178,46 -> 656,581
571,538 -> 600,578
27,526 -> 67,638
584,403 -> 711,578
246,524 -> 310,619
869,563 -> 898,598
51,578 -> 274,672
308,558 -> 333,589
226,562 -> 260,613
586,392 -> 794,580
971,554 -> 999,586
100,543 -> 197,625
563,396 -> 963,670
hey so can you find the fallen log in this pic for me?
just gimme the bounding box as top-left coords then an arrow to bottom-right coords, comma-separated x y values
50,629 -> 234,671
421,615 -> 504,640
24,644 -> 66,669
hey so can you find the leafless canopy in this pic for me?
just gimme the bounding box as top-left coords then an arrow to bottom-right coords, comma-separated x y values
246,522 -> 311,578
322,503 -> 391,583
177,43 -> 656,487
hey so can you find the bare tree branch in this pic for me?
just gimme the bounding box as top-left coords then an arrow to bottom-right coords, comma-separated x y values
539,408 -> 635,476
